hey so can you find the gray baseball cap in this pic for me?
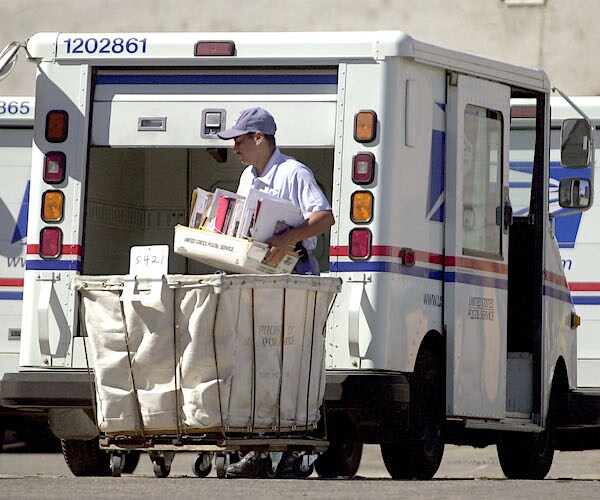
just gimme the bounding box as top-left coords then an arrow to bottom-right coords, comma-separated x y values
217,107 -> 277,139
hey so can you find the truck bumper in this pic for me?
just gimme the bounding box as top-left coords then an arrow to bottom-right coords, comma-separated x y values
565,389 -> 600,426
0,371 -> 94,409
2,370 -> 409,410
324,370 -> 410,404
323,370 -> 410,443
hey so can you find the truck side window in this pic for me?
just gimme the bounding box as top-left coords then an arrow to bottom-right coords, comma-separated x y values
462,105 -> 503,257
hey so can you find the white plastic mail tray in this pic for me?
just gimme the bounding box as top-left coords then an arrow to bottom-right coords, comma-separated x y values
173,224 -> 299,274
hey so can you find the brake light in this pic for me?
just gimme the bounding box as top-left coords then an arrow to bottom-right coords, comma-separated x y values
39,227 -> 62,258
194,41 -> 235,56
42,190 -> 64,222
349,228 -> 372,260
44,152 -> 66,184
45,110 -> 68,143
352,152 -> 375,184
354,110 -> 377,143
351,191 -> 373,223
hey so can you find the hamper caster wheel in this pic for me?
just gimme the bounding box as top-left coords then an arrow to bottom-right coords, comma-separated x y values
110,453 -> 125,477
192,452 -> 213,477
263,454 -> 279,479
293,456 -> 314,478
152,457 -> 171,478
150,451 -> 174,478
215,453 -> 229,478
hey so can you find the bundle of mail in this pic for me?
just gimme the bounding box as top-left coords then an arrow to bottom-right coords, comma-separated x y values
188,186 -> 304,243
173,187 -> 304,274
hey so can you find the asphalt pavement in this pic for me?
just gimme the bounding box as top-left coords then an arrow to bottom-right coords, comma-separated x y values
2,444 -> 600,499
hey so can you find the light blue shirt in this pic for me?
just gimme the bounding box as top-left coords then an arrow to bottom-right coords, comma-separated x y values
237,148 -> 331,250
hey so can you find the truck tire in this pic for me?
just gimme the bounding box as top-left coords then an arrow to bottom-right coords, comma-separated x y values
314,415 -> 363,478
496,385 -> 557,479
61,437 -> 111,477
381,348 -> 445,480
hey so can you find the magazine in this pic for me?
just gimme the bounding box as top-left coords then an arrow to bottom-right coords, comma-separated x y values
189,187 -> 213,228
204,188 -> 243,232
249,192 -> 304,242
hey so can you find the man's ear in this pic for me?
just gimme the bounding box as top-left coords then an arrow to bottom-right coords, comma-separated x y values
254,131 -> 265,144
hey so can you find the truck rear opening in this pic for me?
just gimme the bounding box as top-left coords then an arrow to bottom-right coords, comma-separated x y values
82,147 -> 333,276
80,68 -> 338,275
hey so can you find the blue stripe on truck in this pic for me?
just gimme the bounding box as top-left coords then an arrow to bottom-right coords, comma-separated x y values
96,74 -> 339,85
26,260 -> 82,272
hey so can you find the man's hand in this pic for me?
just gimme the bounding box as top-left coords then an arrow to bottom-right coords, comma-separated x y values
263,210 -> 334,267
264,232 -> 295,267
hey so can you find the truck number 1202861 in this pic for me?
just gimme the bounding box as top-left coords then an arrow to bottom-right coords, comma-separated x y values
63,37 -> 147,55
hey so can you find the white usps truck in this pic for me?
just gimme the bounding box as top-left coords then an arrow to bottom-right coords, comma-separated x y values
0,96 -> 57,450
0,31 -> 597,479
511,97 -> 600,390
0,96 -> 32,385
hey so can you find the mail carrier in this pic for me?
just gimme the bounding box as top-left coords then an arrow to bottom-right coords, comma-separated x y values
1,30 -> 598,479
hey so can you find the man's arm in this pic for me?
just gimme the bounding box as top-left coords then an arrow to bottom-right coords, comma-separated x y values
264,210 -> 335,266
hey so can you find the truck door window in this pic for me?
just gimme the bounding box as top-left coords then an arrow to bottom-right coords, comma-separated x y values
462,105 -> 503,257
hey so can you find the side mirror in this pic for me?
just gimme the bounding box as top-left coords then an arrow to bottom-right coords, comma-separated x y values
559,178 -> 592,210
561,118 -> 593,168
0,42 -> 21,82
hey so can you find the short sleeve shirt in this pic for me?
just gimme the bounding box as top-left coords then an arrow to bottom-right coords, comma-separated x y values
236,148 -> 331,250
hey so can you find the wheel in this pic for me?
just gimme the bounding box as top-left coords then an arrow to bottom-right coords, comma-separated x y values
110,453 -> 124,477
152,456 -> 171,478
216,452 -> 241,478
122,450 -> 142,474
380,348 -> 445,480
292,456 -> 314,478
315,434 -> 362,478
192,452 -> 213,478
497,430 -> 554,480
215,453 -> 229,478
61,437 -> 111,477
263,454 -> 278,479
496,383 -> 559,479
315,415 -> 363,478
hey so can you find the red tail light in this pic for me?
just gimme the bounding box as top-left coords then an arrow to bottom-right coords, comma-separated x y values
349,228 -> 372,260
352,152 -> 375,184
44,152 -> 66,184
40,227 -> 62,258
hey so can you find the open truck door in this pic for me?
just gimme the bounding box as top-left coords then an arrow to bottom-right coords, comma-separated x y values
444,74 -> 511,420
